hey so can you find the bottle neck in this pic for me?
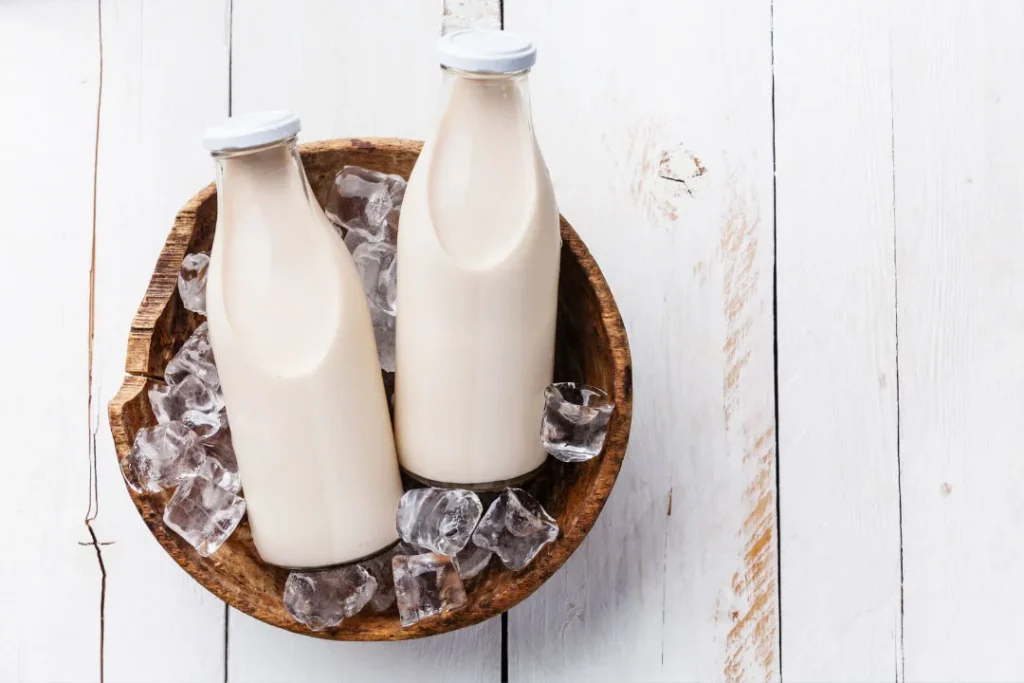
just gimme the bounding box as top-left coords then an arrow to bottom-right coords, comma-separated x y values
436,68 -> 535,134
426,68 -> 541,266
214,137 -> 312,224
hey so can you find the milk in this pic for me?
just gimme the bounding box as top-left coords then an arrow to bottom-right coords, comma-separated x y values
203,114 -> 402,568
395,33 -> 561,486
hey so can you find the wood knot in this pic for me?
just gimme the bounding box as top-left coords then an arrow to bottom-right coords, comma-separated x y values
659,145 -> 708,198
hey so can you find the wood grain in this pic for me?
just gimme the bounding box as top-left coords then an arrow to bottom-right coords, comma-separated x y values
8,0 -> 1024,678
230,0 -> 443,143
774,0 -> 903,679
442,0 -> 501,34
226,610 -> 501,682
0,3 -> 102,680
893,2 -> 1024,680
90,2 -> 233,680
504,1 -> 779,680
107,138 -> 633,642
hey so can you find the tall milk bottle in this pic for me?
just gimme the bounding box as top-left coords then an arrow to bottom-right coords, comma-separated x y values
395,31 -> 561,487
202,112 -> 403,568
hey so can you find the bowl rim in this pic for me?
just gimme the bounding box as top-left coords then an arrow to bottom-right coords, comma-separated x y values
107,137 -> 633,641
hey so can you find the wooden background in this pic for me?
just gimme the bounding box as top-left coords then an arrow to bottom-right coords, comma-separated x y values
2,0 -> 1022,680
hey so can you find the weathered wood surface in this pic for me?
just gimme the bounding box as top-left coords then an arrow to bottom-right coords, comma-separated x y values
89,3 -> 233,681
774,0 -> 903,679
893,2 -> 1024,680
505,1 -> 779,680
4,0 -> 1024,680
0,3 -> 101,680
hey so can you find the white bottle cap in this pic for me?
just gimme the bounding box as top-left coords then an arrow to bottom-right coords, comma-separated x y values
202,110 -> 301,152
437,29 -> 536,74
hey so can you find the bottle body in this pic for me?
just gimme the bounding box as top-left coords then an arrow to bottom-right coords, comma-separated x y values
206,140 -> 402,568
395,69 -> 561,486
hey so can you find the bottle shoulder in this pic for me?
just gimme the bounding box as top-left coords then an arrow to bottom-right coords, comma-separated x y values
400,134 -> 558,271
206,218 -> 373,378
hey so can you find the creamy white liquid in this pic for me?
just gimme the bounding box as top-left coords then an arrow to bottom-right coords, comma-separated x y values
395,70 -> 561,485
206,142 -> 402,568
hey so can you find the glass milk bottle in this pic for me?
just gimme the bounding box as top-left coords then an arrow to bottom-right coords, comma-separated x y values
395,31 -> 561,487
202,112 -> 403,568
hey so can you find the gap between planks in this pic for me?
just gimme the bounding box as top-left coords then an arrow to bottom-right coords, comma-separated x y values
85,1 -> 107,681
768,0 -> 783,678
887,19 -> 906,683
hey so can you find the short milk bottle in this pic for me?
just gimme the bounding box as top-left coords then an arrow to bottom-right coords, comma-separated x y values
395,31 -> 561,487
202,112 -> 403,568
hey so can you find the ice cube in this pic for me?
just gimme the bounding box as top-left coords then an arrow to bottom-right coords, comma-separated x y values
148,377 -> 237,491
344,228 -> 368,254
177,252 -> 210,315
121,422 -> 206,493
397,488 -> 483,556
392,552 -> 468,627
163,474 -> 246,557
360,551 -> 397,614
165,322 -> 220,389
371,305 -> 396,373
325,166 -> 406,246
472,488 -> 558,571
453,544 -> 493,580
352,241 -> 398,316
195,453 -> 240,495
148,384 -> 174,424
540,383 -> 615,463
360,542 -> 418,613
180,406 -> 228,443
149,375 -> 225,433
283,565 -> 377,631
203,424 -> 238,475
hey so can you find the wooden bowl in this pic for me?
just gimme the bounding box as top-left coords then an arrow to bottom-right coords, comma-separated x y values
107,138 -> 632,640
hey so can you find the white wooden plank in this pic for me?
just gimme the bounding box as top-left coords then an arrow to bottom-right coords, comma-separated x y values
442,0 -> 501,34
505,1 -> 778,680
232,0 -> 444,142
90,1 -> 231,681
773,2 -> 903,680
228,1 -> 502,679
0,2 -> 101,680
228,611 -> 500,682
892,2 -> 1024,680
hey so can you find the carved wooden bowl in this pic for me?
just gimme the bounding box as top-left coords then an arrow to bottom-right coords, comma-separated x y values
107,138 -> 632,640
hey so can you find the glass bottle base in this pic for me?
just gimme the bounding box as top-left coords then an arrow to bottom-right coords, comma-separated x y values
262,538 -> 400,572
399,460 -> 548,493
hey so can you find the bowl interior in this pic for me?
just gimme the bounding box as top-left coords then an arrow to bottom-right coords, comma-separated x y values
109,138 -> 632,640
